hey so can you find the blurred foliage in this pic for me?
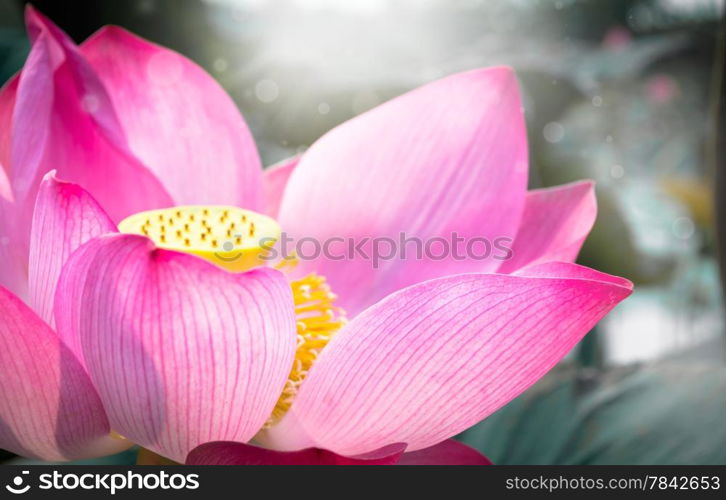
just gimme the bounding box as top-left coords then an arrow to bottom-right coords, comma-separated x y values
0,0 -> 27,83
6,448 -> 138,466
579,189 -> 676,286
459,362 -> 726,465
0,28 -> 26,83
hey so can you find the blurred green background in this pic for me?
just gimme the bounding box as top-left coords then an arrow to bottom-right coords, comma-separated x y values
1,0 -> 724,464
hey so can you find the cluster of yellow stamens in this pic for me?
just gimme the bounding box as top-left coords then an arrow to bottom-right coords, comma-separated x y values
265,273 -> 347,426
118,205 -> 280,272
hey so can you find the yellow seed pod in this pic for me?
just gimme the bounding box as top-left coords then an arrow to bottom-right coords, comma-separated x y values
118,205 -> 280,272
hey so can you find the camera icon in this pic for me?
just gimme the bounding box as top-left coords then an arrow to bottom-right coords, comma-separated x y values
5,470 -> 30,494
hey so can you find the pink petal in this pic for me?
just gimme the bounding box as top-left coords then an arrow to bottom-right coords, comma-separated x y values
498,180 -> 597,274
54,234 -> 297,462
0,32 -> 54,299
0,154 -> 11,202
0,126 -> 27,297
0,54 -> 26,293
9,27 -> 52,206
0,78 -> 21,293
263,156 -> 300,218
0,9 -> 172,297
80,26 -> 263,210
0,285 -> 128,461
185,441 -> 405,465
261,266 -> 631,455
514,260 -> 634,288
28,172 -> 116,325
11,7 -> 173,227
0,75 -> 17,179
278,67 -> 528,315
397,439 -> 492,465
0,217 -> 26,299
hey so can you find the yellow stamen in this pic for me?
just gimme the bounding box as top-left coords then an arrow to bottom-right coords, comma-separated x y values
264,273 -> 346,427
274,252 -> 300,272
118,205 -> 280,272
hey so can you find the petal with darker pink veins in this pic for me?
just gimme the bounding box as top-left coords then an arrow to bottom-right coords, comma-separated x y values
0,285 -> 128,461
261,265 -> 631,455
278,67 -> 529,315
54,234 -> 297,462
28,172 -> 116,325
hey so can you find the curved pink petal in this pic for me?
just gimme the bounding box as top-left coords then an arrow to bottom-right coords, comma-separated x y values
0,285 -> 128,461
185,441 -> 405,465
0,82 -> 16,287
0,145 -> 27,297
514,260 -> 634,288
261,266 -> 631,455
0,75 -> 17,178
9,27 -> 52,206
54,234 -> 297,462
263,156 -> 300,218
0,79 -> 22,294
80,26 -> 263,210
28,172 -> 116,325
278,67 -> 529,315
9,7 -> 173,228
498,180 -> 597,274
397,439 -> 492,465
0,32 -> 54,299
0,157 -> 11,202
0,220 -> 26,299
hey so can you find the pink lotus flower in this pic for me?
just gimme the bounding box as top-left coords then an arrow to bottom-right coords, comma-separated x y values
0,7 -> 632,465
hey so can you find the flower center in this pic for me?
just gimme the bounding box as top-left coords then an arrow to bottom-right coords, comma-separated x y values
265,272 -> 346,427
118,205 -> 280,272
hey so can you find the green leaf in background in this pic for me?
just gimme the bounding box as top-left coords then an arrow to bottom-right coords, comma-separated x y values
459,362 -> 726,465
458,365 -> 584,464
0,27 -> 27,84
5,447 -> 139,466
